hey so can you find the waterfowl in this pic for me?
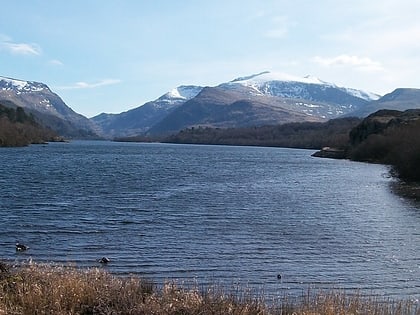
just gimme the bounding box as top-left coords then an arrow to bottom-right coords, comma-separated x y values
16,243 -> 29,251
277,274 -> 282,280
98,257 -> 110,264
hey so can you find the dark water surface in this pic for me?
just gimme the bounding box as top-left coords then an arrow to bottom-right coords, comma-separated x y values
0,141 -> 419,300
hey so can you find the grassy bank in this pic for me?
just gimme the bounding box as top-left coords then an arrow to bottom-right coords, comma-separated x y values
0,262 -> 418,315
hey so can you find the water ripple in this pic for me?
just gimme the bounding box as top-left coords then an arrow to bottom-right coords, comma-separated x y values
0,141 -> 419,300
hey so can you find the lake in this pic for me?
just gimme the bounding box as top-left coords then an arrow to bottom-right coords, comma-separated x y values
0,141 -> 419,300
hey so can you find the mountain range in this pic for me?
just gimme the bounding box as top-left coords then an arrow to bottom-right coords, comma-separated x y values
1,72 -> 420,139
92,71 -> 382,137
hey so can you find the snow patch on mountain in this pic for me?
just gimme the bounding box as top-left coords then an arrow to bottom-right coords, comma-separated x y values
0,76 -> 28,89
160,85 -> 203,102
230,71 -> 329,86
342,87 -> 380,101
227,71 -> 379,101
0,76 -> 48,93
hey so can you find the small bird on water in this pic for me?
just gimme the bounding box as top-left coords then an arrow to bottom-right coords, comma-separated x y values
98,257 -> 110,264
16,242 -> 29,251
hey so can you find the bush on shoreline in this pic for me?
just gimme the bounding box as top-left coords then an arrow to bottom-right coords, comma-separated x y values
0,262 -> 418,315
348,115 -> 420,182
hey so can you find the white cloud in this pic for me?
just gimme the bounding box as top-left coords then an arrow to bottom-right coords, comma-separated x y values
313,54 -> 384,72
49,59 -> 64,66
0,41 -> 41,56
56,79 -> 122,90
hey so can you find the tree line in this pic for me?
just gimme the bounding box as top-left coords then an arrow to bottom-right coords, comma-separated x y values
164,117 -> 361,150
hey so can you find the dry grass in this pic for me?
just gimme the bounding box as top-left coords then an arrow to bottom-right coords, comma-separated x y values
0,261 -> 418,315
279,289 -> 419,315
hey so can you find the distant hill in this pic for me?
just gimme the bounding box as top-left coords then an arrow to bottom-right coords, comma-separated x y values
0,76 -> 99,138
344,88 -> 420,117
95,71 -> 378,137
0,101 -> 57,146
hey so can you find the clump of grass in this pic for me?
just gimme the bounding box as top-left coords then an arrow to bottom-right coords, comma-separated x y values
0,261 -> 418,314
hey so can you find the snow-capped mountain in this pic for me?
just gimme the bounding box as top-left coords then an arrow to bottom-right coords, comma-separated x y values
0,76 -> 99,138
214,71 -> 380,120
146,85 -> 324,136
91,85 -> 203,137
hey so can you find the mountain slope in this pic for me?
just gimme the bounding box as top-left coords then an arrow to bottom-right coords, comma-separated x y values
346,88 -> 420,117
146,85 -> 324,135
91,85 -> 203,137
220,71 -> 378,118
0,76 -> 99,138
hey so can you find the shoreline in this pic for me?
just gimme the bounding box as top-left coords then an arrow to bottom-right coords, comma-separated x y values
390,181 -> 420,202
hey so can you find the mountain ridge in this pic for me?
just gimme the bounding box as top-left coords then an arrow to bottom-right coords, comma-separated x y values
0,76 -> 99,138
343,88 -> 420,118
226,71 -> 380,101
91,85 -> 203,137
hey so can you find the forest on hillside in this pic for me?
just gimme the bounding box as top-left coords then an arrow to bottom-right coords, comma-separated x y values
0,103 -> 57,146
164,117 -> 361,150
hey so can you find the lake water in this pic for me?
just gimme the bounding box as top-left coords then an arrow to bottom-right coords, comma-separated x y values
0,141 -> 419,300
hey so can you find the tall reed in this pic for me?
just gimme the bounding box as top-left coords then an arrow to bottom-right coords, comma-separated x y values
0,262 -> 418,315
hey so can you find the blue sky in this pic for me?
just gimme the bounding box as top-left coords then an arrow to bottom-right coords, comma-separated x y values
1,1 -> 420,117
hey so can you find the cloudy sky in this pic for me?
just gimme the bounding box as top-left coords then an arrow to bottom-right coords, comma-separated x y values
1,1 -> 420,117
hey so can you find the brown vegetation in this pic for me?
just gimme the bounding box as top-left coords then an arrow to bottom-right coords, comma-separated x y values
0,262 -> 418,315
